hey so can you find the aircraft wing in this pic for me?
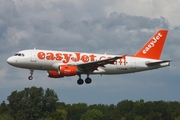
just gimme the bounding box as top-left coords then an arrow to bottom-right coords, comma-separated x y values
73,54 -> 126,72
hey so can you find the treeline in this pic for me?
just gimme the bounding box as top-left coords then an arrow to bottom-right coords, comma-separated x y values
1,87 -> 180,120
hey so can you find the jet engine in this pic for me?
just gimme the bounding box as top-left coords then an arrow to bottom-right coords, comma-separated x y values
47,65 -> 78,78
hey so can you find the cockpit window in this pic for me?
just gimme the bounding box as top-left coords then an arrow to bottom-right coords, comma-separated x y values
14,53 -> 25,57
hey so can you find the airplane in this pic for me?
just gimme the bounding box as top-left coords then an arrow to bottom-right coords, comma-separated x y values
7,29 -> 170,85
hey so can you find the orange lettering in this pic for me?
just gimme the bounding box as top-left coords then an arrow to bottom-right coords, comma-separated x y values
71,53 -> 80,62
89,54 -> 96,61
81,55 -> 89,62
56,53 -> 62,61
37,52 -> 45,60
120,56 -> 126,65
46,52 -> 54,60
100,56 -> 106,60
37,52 -> 101,64
113,61 -> 117,65
63,54 -> 72,63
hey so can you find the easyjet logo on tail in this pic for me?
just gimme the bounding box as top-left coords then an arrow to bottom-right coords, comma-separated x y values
142,32 -> 163,54
133,29 -> 168,59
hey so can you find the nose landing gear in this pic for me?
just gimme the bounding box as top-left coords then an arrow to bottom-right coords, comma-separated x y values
28,76 -> 33,80
28,69 -> 34,80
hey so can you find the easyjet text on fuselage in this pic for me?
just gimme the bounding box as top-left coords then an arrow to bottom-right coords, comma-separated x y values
37,52 -> 126,65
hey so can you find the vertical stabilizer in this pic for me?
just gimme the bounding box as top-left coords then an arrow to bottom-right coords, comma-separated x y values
133,30 -> 168,59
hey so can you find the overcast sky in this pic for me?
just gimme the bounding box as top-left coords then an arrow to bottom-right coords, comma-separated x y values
1,0 -> 180,105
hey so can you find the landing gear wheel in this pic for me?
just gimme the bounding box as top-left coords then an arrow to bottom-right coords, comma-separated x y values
77,79 -> 84,85
85,77 -> 92,84
28,69 -> 34,80
28,76 -> 33,80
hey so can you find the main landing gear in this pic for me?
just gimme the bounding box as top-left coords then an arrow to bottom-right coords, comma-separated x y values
28,69 -> 34,80
77,74 -> 92,85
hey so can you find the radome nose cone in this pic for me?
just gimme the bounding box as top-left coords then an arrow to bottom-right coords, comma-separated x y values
7,57 -> 14,65
7,58 -> 11,64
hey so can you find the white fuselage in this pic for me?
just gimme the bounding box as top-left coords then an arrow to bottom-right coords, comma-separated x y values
7,49 -> 170,75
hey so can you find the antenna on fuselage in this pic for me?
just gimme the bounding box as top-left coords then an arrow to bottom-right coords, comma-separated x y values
34,47 -> 36,50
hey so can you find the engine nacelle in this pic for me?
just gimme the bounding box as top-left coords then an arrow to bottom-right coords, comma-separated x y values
47,65 -> 78,78
48,70 -> 64,78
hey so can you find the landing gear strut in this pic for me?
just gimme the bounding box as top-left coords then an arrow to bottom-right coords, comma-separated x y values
77,74 -> 92,85
28,69 -> 34,80
77,74 -> 84,85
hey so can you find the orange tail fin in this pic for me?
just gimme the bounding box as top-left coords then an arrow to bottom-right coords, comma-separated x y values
133,30 -> 168,59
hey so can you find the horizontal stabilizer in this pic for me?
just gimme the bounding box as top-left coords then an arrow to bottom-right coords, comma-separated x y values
146,60 -> 171,66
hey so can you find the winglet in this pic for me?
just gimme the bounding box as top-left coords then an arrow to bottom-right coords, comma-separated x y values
133,30 -> 168,59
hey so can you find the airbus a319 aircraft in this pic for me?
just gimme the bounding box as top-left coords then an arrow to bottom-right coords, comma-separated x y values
7,30 -> 170,85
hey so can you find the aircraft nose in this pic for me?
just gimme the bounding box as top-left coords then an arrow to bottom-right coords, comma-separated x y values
7,57 -> 16,65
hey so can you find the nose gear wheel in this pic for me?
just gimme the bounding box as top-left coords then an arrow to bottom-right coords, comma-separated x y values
28,69 -> 34,80
28,76 -> 33,80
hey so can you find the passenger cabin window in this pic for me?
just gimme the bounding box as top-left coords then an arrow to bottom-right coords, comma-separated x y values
14,53 -> 25,57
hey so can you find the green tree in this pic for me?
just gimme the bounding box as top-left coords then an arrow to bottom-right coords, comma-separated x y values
115,100 -> 134,119
0,101 -> 13,120
7,86 -> 58,120
168,101 -> 180,119
80,109 -> 103,120
87,104 -> 117,120
175,116 -> 180,120
66,103 -> 88,120
0,101 -> 11,114
150,100 -> 172,120
134,116 -> 145,120
48,109 -> 67,120
0,114 -> 14,120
